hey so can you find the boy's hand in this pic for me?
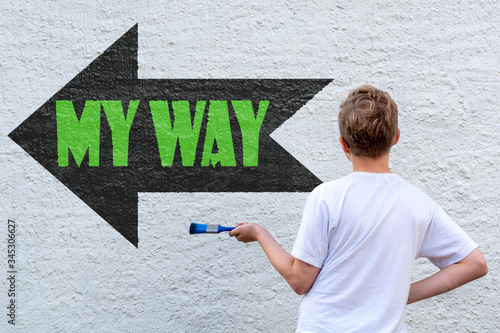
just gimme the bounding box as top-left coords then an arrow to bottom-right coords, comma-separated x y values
229,222 -> 266,243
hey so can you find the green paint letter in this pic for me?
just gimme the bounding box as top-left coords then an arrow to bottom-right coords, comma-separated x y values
232,100 -> 269,166
201,101 -> 236,167
101,100 -> 139,166
150,100 -> 206,166
57,100 -> 101,167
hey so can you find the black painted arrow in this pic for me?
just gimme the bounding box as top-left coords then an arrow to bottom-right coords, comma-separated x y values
9,24 -> 332,247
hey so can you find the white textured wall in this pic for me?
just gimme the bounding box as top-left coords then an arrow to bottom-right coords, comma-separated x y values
1,1 -> 499,332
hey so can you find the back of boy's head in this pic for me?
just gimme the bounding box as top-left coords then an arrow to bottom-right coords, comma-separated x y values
338,85 -> 398,158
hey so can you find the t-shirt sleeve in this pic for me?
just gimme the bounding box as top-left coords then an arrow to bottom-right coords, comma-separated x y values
291,191 -> 331,269
418,202 -> 478,269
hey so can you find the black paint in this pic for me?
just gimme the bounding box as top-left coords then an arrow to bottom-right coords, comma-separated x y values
8,24 -> 332,247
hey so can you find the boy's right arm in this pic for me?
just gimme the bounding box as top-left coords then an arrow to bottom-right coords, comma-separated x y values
230,222 -> 321,295
407,248 -> 487,304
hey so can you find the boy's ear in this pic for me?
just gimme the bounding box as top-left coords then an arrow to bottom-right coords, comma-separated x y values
394,129 -> 401,145
339,136 -> 350,154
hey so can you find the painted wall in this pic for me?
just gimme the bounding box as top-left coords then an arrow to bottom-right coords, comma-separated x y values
1,0 -> 499,332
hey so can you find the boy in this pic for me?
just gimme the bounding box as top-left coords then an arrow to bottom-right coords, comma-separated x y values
229,85 -> 487,332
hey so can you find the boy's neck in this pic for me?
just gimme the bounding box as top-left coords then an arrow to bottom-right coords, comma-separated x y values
350,154 -> 392,174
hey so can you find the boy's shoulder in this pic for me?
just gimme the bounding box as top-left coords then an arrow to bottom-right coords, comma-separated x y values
313,172 -> 430,201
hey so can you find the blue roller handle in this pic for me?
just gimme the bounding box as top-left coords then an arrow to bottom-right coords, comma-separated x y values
189,223 -> 235,234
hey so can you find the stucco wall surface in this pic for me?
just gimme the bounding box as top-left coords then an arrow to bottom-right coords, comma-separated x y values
1,0 -> 499,332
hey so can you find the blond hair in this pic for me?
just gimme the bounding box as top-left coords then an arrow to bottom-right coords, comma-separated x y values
338,85 -> 398,158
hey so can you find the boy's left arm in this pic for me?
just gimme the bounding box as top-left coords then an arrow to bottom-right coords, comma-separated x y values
407,248 -> 487,304
230,222 -> 320,295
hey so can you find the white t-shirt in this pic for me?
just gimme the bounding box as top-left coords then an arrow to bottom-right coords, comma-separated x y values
291,172 -> 477,333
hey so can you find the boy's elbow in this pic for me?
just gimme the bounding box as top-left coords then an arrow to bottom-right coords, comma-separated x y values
287,258 -> 321,295
476,257 -> 488,279
292,284 -> 311,296
290,279 -> 314,295
466,249 -> 488,280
